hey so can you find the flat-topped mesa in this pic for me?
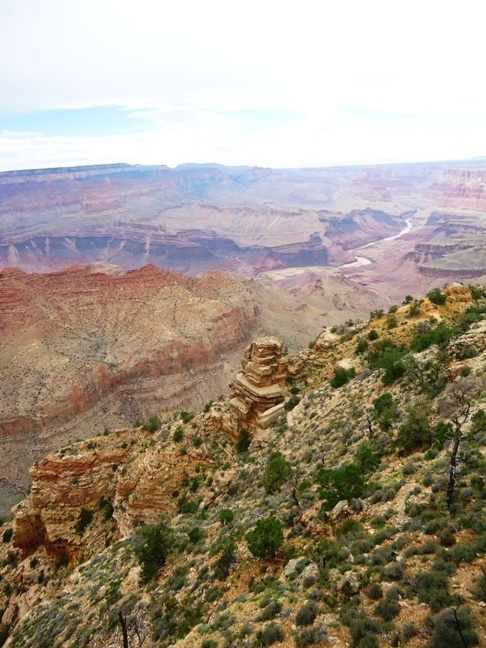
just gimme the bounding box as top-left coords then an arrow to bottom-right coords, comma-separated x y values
228,337 -> 291,433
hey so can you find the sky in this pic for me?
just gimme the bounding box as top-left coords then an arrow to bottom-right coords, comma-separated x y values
0,0 -> 485,171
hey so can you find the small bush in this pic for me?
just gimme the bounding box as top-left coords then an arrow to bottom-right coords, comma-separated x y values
246,517 -> 284,559
285,395 -> 301,411
236,427 -> 250,453
415,569 -> 451,612
142,415 -> 161,432
350,616 -> 381,648
2,528 -> 13,543
368,329 -> 379,341
201,640 -> 218,648
262,452 -> 292,494
257,599 -> 282,621
219,509 -> 234,525
296,600 -> 318,627
383,563 -> 404,581
173,426 -> 183,442
213,535 -> 236,580
180,411 -> 194,424
427,288 -> 447,306
75,508 -> 93,534
374,596 -> 400,622
430,606 -> 479,647
295,626 -> 328,647
316,462 -> 365,509
256,622 -> 285,646
356,339 -> 369,354
330,366 -> 356,389
396,404 -> 432,454
134,518 -> 172,583
188,527 -> 201,544
366,583 -> 383,600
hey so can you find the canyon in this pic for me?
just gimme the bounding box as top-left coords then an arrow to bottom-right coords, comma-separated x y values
1,161 -> 485,291
0,261 -> 388,515
0,159 -> 485,514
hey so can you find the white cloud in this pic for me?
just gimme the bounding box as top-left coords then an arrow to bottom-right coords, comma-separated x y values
0,0 -> 485,168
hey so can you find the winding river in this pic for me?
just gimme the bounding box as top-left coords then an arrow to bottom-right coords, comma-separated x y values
340,218 -> 413,269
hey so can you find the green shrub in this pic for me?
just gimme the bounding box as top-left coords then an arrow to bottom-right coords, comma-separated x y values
203,400 -> 214,413
383,562 -> 404,581
427,288 -> 447,305
356,338 -> 369,354
173,426 -> 183,442
180,411 -> 194,424
219,509 -> 234,525
374,596 -> 400,621
330,366 -> 356,388
236,427 -> 250,452
201,640 -> 218,648
246,517 -> 284,559
396,403 -> 432,454
256,622 -> 285,645
296,600 -> 318,626
368,329 -> 379,341
257,599 -> 282,621
134,519 -> 172,583
415,569 -> 452,612
284,395 -> 301,411
471,572 -> 486,602
367,339 -> 406,384
408,299 -> 422,317
430,606 -> 479,647
213,535 -> 236,580
99,497 -> 114,521
373,392 -> 393,415
365,583 -> 383,600
354,442 -> 381,473
188,527 -> 201,544
295,626 -> 328,646
2,528 -> 12,543
142,415 -> 161,432
316,462 -> 365,509
262,452 -> 292,494
75,507 -> 93,534
410,322 -> 453,352
179,499 -> 198,514
350,616 -> 381,648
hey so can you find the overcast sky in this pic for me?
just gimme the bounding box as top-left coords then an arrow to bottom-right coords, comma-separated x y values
0,0 -> 485,171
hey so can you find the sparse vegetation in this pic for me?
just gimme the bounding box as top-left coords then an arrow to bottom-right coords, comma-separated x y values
2,282 -> 485,648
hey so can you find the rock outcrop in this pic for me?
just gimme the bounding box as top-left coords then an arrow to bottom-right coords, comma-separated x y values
12,428 -> 208,561
224,337 -> 302,440
428,168 -> 486,211
0,262 -> 326,516
228,337 -> 291,435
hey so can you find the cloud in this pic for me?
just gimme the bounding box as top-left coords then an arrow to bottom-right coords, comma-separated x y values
0,0 -> 485,169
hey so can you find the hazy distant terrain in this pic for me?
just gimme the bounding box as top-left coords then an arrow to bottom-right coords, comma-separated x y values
1,160 -> 484,299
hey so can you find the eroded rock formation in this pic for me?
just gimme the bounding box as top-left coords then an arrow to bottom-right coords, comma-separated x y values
227,337 -> 299,435
12,428 -> 208,561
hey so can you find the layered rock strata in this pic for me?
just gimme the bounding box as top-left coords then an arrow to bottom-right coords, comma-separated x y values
228,337 -> 299,434
12,428 -> 208,561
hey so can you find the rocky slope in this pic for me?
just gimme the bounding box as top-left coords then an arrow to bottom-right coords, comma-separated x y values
0,282 -> 484,647
0,261 -> 392,515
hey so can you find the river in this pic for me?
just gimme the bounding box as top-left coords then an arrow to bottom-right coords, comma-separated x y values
340,218 -> 413,268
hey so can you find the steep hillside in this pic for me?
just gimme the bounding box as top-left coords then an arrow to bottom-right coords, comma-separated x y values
0,262 -> 390,515
0,283 -> 485,647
